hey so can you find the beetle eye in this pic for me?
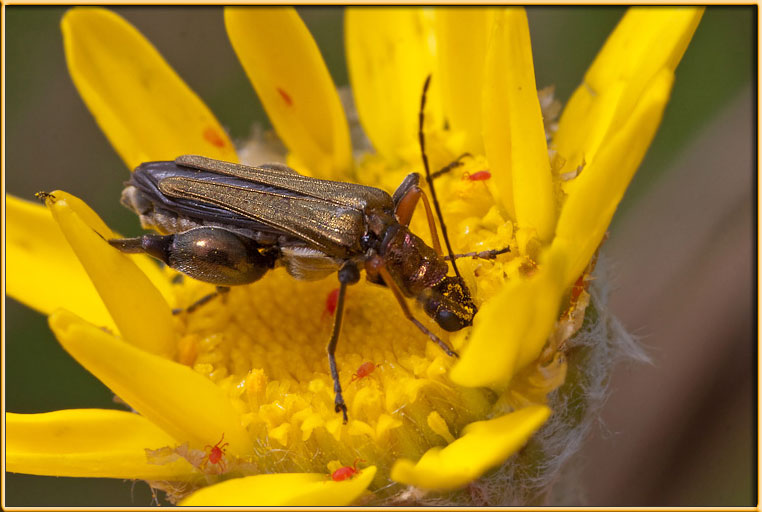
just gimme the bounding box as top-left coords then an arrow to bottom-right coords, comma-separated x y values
436,309 -> 466,332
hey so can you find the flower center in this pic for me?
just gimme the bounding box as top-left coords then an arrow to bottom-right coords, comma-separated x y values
168,150 -> 518,482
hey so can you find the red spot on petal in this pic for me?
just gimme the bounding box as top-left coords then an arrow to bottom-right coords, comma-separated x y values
277,87 -> 293,106
323,288 -> 340,318
203,127 -> 226,148
466,170 -> 491,181
570,274 -> 586,304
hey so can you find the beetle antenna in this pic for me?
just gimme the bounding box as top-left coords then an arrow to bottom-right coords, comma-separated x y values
418,75 -> 462,279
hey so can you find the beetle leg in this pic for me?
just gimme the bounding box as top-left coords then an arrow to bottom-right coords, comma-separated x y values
444,247 -> 511,261
327,262 -> 361,423
391,173 -> 419,216
369,256 -> 458,358
172,286 -> 230,315
326,281 -> 349,423
392,176 -> 443,256
429,152 -> 473,180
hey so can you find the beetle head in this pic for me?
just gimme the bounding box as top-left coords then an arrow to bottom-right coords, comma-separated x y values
421,276 -> 476,332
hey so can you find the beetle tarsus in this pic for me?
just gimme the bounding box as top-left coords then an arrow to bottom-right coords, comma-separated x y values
327,265 -> 360,423
335,399 -> 348,424
35,191 -> 57,204
444,246 -> 511,261
429,152 -> 473,180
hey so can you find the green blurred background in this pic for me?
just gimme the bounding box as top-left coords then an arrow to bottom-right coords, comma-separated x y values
5,6 -> 755,506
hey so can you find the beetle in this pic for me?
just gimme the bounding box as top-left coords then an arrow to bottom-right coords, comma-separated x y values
106,76 -> 506,423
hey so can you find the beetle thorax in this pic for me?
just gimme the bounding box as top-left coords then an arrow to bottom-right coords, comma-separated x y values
379,224 -> 449,297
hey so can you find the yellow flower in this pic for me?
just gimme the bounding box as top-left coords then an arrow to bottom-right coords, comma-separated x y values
6,6 -> 703,506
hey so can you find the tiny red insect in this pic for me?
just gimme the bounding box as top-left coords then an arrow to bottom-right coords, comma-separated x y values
201,433 -> 229,473
466,170 -> 491,181
323,287 -> 340,318
350,361 -> 378,383
331,458 -> 365,481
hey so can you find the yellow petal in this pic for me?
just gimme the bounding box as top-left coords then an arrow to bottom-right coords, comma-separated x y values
433,7 -> 495,154
6,409 -> 197,480
6,195 -> 114,330
552,68 -> 675,288
483,8 -> 555,242
43,191 -> 175,357
345,7 -> 440,162
49,310 -> 254,457
225,7 -> 350,179
553,7 -> 703,178
450,255 -> 564,388
391,405 -> 550,490
180,466 -> 377,506
62,7 -> 237,170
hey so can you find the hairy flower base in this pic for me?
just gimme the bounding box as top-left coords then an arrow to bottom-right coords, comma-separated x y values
376,272 -> 643,506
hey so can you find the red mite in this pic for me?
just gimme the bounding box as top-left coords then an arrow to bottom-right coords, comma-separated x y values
350,361 -> 377,383
323,288 -> 340,318
466,170 -> 491,181
331,458 -> 365,481
201,433 -> 229,473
